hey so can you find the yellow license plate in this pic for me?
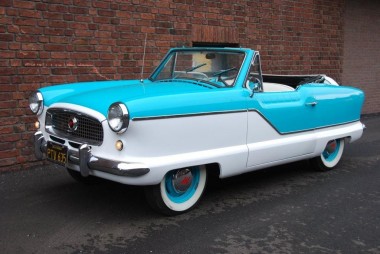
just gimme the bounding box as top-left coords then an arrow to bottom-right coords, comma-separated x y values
47,142 -> 67,166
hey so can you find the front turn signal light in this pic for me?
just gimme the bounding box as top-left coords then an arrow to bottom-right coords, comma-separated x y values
115,140 -> 123,151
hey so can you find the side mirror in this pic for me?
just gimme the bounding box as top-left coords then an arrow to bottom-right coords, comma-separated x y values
247,78 -> 262,97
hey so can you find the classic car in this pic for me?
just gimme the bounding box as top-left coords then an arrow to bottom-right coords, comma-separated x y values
29,47 -> 365,215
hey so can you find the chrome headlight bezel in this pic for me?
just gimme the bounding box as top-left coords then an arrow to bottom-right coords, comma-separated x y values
29,91 -> 44,115
107,102 -> 129,133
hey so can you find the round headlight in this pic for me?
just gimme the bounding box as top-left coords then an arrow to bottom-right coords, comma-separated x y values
107,102 -> 129,133
29,91 -> 44,115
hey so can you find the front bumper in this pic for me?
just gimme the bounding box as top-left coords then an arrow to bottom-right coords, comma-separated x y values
34,131 -> 150,178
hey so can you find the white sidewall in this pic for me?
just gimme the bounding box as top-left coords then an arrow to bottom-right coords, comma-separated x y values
320,139 -> 345,168
160,166 -> 207,212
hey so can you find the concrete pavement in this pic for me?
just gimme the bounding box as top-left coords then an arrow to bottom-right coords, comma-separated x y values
0,115 -> 379,253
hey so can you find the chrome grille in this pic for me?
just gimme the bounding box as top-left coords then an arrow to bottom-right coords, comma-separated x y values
45,108 -> 103,145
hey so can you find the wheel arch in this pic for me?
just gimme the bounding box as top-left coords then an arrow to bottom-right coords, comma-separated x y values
205,162 -> 221,179
344,135 -> 353,144
162,162 -> 221,181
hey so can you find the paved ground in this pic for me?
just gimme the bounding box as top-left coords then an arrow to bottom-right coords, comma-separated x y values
0,116 -> 379,254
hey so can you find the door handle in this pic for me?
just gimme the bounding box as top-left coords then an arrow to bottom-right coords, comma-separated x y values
305,101 -> 318,107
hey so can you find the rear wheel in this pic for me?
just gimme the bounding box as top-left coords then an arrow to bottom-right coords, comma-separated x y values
310,138 -> 345,171
145,165 -> 207,216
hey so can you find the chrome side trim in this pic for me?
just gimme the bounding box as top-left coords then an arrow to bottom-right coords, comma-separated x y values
132,109 -> 247,121
132,109 -> 361,136
132,108 -> 360,136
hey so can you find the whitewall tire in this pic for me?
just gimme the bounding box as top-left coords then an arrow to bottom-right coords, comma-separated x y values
145,165 -> 207,216
311,138 -> 345,171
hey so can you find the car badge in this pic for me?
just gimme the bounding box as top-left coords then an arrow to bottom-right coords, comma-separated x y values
67,116 -> 78,132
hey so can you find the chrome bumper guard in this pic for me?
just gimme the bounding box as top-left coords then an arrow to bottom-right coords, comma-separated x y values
34,131 -> 47,160
34,132 -> 150,178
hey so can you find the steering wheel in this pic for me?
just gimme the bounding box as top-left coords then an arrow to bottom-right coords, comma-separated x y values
212,67 -> 237,87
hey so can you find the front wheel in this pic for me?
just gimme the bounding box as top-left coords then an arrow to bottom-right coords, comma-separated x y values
145,165 -> 207,216
310,138 -> 345,171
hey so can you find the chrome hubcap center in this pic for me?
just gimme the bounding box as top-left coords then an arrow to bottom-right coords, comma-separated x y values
172,168 -> 193,193
326,140 -> 337,154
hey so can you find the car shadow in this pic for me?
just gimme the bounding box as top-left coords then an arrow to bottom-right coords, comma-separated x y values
38,160 -> 321,220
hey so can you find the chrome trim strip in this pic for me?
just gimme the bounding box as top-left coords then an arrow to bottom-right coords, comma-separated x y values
133,108 -> 361,135
149,48 -> 248,85
132,109 -> 247,121
68,153 -> 79,164
244,52 -> 263,92
45,126 -> 103,146
47,108 -> 96,119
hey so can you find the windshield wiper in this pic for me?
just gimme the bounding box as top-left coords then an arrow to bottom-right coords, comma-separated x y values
173,63 -> 207,79
185,63 -> 207,73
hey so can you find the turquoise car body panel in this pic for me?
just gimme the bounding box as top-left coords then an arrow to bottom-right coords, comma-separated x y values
41,79 -> 147,115
39,47 -> 365,134
252,84 -> 364,133
40,79 -> 248,118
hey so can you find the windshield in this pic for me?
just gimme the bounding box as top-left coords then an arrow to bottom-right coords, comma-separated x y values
150,50 -> 246,87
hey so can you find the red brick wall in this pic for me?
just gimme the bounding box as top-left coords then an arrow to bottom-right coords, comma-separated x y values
0,0 -> 349,171
342,0 -> 380,114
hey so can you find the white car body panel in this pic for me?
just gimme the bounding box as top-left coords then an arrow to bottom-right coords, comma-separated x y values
41,103 -> 363,185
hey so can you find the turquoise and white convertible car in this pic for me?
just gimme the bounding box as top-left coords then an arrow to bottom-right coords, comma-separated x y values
30,47 -> 365,215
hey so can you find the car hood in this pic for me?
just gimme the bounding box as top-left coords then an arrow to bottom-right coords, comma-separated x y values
40,79 -> 231,118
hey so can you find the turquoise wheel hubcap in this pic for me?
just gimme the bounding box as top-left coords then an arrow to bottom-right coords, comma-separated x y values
322,140 -> 340,162
165,167 -> 200,204
172,168 -> 193,193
